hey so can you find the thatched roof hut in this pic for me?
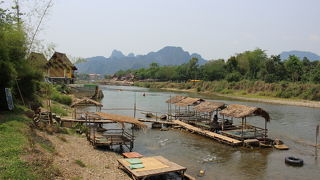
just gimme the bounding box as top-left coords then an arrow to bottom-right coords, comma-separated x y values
95,112 -> 147,128
71,97 -> 103,108
220,104 -> 270,121
193,101 -> 225,113
175,97 -> 204,107
46,52 -> 77,70
28,52 -> 48,71
165,96 -> 187,104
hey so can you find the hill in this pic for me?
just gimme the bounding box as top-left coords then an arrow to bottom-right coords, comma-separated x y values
280,50 -> 320,61
76,46 -> 207,74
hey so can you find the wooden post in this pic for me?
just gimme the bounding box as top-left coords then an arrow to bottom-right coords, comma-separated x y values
265,119 -> 267,141
222,115 -> 224,131
316,125 -> 319,159
241,118 -> 244,140
133,92 -> 136,118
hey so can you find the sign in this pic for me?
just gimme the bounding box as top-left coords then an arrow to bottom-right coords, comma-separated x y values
5,88 -> 14,110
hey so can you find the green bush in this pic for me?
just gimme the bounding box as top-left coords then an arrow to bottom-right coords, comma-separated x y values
225,72 -> 242,82
51,105 -> 68,116
51,92 -> 72,106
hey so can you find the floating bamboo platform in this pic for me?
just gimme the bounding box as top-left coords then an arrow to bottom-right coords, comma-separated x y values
138,118 -> 242,146
118,156 -> 187,180
172,120 -> 242,146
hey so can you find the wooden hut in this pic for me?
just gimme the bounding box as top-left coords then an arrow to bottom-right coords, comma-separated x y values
28,52 -> 48,74
192,101 -> 225,130
174,97 -> 204,120
219,104 -> 270,142
166,96 -> 187,119
46,52 -> 77,84
71,97 -> 103,119
87,112 -> 147,151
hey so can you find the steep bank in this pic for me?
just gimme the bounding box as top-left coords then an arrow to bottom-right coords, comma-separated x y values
134,81 -> 320,108
0,107 -> 130,179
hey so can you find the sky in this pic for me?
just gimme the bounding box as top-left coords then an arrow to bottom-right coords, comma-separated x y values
15,0 -> 320,59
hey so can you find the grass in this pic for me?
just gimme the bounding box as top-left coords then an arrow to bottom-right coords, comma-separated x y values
51,104 -> 68,116
0,109 -> 62,180
0,113 -> 37,179
75,159 -> 86,167
51,91 -> 72,106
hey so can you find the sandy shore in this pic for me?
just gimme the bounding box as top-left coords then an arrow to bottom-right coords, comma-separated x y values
162,88 -> 320,108
37,131 -> 131,180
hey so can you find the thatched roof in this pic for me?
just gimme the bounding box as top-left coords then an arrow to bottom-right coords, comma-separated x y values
165,96 -> 187,104
194,101 -> 225,112
219,104 -> 270,121
28,52 -> 47,69
46,52 -> 77,70
175,97 -> 204,107
95,112 -> 147,127
71,97 -> 103,107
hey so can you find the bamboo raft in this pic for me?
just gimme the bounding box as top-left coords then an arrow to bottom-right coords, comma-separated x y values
137,119 -> 242,146
172,120 -> 242,146
118,156 -> 187,180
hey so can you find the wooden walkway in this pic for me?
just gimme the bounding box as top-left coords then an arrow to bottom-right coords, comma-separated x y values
172,120 -> 242,146
60,117 -> 114,123
138,119 -> 176,125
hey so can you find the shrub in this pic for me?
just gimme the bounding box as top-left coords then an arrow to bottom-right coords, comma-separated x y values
226,72 -> 242,82
51,92 -> 72,106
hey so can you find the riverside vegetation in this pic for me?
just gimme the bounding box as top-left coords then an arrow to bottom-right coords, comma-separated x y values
115,49 -> 320,101
0,4 -> 123,179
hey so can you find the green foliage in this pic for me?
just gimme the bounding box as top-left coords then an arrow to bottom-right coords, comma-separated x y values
284,55 -> 303,82
51,104 -> 68,116
226,72 -> 242,82
0,5 -> 45,110
51,89 -> 72,106
0,114 -> 37,179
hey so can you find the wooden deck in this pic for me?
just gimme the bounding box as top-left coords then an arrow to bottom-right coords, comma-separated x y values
172,120 -> 242,146
118,156 -> 187,180
60,117 -> 114,123
138,119 -> 176,125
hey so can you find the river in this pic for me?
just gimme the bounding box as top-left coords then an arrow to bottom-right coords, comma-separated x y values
97,85 -> 319,180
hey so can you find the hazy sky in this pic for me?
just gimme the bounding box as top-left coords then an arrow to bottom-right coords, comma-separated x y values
37,0 -> 320,59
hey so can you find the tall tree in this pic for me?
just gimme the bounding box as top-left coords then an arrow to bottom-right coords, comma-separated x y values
285,55 -> 303,82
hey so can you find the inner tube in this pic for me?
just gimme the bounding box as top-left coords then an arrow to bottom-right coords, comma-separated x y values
285,156 -> 303,166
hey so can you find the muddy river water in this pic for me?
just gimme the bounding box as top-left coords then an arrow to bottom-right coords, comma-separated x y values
97,85 -> 319,180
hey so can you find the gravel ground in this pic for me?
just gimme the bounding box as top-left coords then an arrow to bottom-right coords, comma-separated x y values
38,131 -> 131,180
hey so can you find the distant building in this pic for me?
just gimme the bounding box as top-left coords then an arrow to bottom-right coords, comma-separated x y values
46,52 -> 77,84
88,73 -> 101,81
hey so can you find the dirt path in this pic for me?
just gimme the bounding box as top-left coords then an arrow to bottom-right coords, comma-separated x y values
37,131 -> 131,180
162,88 -> 320,108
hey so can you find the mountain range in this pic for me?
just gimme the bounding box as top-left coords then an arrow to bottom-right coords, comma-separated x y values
76,46 -> 207,74
279,50 -> 320,61
76,47 -> 320,75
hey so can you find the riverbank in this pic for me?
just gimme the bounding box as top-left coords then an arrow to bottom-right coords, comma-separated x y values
134,81 -> 320,108
0,110 -> 130,180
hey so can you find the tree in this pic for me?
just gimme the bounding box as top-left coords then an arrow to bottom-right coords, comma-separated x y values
202,59 -> 226,81
225,56 -> 238,72
284,55 -> 303,82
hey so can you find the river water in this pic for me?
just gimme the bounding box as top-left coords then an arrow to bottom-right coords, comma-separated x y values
97,85 -> 319,180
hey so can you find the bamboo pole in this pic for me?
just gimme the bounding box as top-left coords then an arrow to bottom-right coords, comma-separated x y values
316,125 -> 319,159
